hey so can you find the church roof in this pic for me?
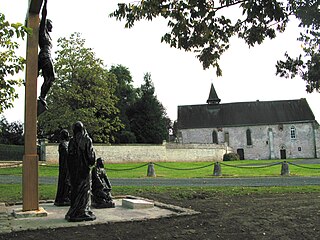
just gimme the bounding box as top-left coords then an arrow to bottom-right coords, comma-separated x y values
178,98 -> 316,129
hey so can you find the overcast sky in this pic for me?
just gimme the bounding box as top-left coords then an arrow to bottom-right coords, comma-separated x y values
2,0 -> 319,123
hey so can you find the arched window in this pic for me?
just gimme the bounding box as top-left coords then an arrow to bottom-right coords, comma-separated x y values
246,129 -> 252,145
290,126 -> 296,139
212,130 -> 218,144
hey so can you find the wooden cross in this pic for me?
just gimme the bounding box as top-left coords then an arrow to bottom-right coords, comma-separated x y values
28,0 -> 43,14
23,0 -> 43,211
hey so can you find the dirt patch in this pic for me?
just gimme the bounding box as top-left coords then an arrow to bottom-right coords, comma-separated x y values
1,192 -> 319,239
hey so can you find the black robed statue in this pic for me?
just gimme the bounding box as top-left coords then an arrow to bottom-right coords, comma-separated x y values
65,121 -> 96,222
54,129 -> 71,206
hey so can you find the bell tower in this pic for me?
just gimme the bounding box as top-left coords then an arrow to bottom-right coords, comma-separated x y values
207,83 -> 221,105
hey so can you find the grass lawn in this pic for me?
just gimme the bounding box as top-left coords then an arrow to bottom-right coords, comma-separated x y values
1,159 -> 319,203
0,159 -> 319,178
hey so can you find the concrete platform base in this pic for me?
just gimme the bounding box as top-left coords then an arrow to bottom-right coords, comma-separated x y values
11,207 -> 48,218
0,196 -> 199,234
122,198 -> 154,209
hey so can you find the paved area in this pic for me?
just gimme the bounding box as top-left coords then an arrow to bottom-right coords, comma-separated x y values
0,203 -> 10,234
0,197 -> 198,235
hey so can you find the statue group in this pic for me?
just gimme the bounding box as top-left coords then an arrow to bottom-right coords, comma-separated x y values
55,121 -> 115,222
38,1 -> 114,221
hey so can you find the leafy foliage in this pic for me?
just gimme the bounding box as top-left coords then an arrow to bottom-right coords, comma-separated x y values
111,0 -> 320,92
38,33 -> 122,143
0,116 -> 24,145
276,0 -> 320,92
223,152 -> 240,161
109,65 -> 138,143
172,120 -> 178,140
0,13 -> 30,113
127,73 -> 170,144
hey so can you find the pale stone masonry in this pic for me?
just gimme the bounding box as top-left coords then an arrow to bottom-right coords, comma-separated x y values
180,122 -> 318,160
45,143 -> 231,164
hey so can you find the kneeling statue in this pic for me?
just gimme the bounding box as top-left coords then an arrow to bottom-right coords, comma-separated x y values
91,158 -> 115,208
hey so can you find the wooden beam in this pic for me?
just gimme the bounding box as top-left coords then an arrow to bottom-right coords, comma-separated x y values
23,12 -> 40,212
28,0 -> 43,14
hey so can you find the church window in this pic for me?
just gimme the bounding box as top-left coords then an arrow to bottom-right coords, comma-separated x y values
212,130 -> 218,144
290,126 -> 296,139
246,129 -> 252,145
224,132 -> 229,145
278,124 -> 283,131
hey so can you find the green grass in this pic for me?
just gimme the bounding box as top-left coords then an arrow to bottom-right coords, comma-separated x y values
1,184 -> 320,203
0,159 -> 320,178
0,184 -> 22,203
219,163 -> 320,177
89,160 -> 320,178
0,184 -> 56,203
1,159 -> 320,203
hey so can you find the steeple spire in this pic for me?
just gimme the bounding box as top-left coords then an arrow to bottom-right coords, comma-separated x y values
207,83 -> 221,104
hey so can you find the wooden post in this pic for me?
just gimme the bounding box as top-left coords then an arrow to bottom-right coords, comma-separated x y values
23,0 -> 43,212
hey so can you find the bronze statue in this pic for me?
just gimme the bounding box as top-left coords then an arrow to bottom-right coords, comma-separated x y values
65,121 -> 96,222
38,0 -> 55,113
91,158 -> 115,208
54,129 -> 71,206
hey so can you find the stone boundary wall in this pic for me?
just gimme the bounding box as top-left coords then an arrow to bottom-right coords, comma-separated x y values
45,143 -> 231,164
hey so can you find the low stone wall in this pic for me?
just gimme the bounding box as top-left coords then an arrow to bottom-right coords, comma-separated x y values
46,143 -> 230,164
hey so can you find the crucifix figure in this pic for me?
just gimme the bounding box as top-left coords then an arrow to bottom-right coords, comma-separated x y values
38,0 -> 54,114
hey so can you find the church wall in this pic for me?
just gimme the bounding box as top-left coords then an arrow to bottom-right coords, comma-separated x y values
315,126 -> 320,158
272,123 -> 315,159
179,122 -> 317,160
226,125 -> 270,160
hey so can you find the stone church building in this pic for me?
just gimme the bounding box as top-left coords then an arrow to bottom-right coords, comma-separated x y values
177,84 -> 320,160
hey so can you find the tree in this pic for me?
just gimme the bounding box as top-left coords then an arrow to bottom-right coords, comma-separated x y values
0,13 -> 30,113
128,73 -> 170,144
38,33 -> 122,143
110,1 -> 320,92
109,65 -> 137,143
276,1 -> 320,93
172,120 -> 178,141
0,116 -> 24,145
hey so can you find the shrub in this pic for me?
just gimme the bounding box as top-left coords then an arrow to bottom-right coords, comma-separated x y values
118,131 -> 137,144
0,117 -> 24,145
0,144 -> 24,161
223,153 -> 240,161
